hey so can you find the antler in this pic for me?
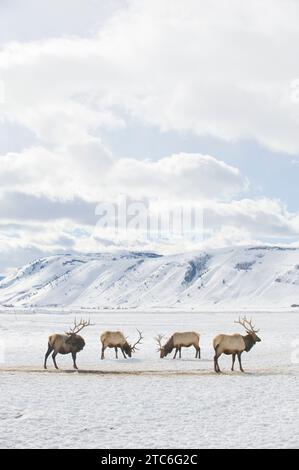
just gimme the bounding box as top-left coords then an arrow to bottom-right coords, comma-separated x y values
155,334 -> 164,351
131,329 -> 143,352
234,316 -> 259,334
66,317 -> 93,335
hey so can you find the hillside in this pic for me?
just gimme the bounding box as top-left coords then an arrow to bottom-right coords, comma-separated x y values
1,246 -> 299,310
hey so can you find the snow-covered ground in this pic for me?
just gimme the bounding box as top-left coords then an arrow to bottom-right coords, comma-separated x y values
0,310 -> 298,449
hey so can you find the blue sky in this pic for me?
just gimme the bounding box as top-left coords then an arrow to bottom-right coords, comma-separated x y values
1,0 -> 299,275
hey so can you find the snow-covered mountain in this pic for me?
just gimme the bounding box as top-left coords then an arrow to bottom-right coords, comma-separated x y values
1,246 -> 299,310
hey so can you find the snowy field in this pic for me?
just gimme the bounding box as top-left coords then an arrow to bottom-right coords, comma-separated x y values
0,310 -> 298,449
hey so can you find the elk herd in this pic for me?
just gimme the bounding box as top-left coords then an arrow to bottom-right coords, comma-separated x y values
44,316 -> 261,373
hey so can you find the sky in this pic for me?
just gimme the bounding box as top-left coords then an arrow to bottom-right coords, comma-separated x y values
1,0 -> 299,275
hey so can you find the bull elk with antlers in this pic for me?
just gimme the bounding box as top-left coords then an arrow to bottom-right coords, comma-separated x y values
100,329 -> 143,359
213,317 -> 261,373
155,332 -> 201,359
44,318 -> 93,370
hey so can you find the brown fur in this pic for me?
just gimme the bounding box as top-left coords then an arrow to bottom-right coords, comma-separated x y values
100,330 -> 142,359
163,337 -> 174,356
213,331 -> 261,373
243,334 -> 255,352
159,332 -> 201,359
44,333 -> 85,370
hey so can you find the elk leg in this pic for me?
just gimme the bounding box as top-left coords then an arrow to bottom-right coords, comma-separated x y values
231,354 -> 236,371
237,352 -> 244,372
121,347 -> 127,359
195,346 -> 201,358
44,344 -> 53,369
214,355 -> 217,372
101,346 -> 105,360
214,354 -> 221,373
52,351 -> 59,369
179,348 -> 182,359
173,348 -> 178,359
72,352 -> 78,370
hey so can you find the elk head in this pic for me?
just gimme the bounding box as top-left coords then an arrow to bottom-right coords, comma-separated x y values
65,318 -> 93,352
234,316 -> 261,343
125,329 -> 143,357
155,334 -> 166,358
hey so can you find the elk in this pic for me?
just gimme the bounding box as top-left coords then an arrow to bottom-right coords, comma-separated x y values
100,329 -> 143,359
44,318 -> 92,370
213,316 -> 261,373
155,332 -> 201,359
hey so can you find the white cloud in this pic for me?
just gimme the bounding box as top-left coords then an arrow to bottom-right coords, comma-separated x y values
112,153 -> 247,200
1,0 -> 299,152
1,0 -> 299,273
1,190 -> 299,275
0,139 -> 113,201
0,145 -> 247,202
204,198 -> 299,238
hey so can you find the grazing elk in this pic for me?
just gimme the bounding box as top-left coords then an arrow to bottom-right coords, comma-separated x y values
155,332 -> 201,359
213,316 -> 261,373
44,318 -> 92,370
100,329 -> 143,359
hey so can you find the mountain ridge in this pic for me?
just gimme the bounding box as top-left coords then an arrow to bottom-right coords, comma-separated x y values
1,246 -> 299,310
